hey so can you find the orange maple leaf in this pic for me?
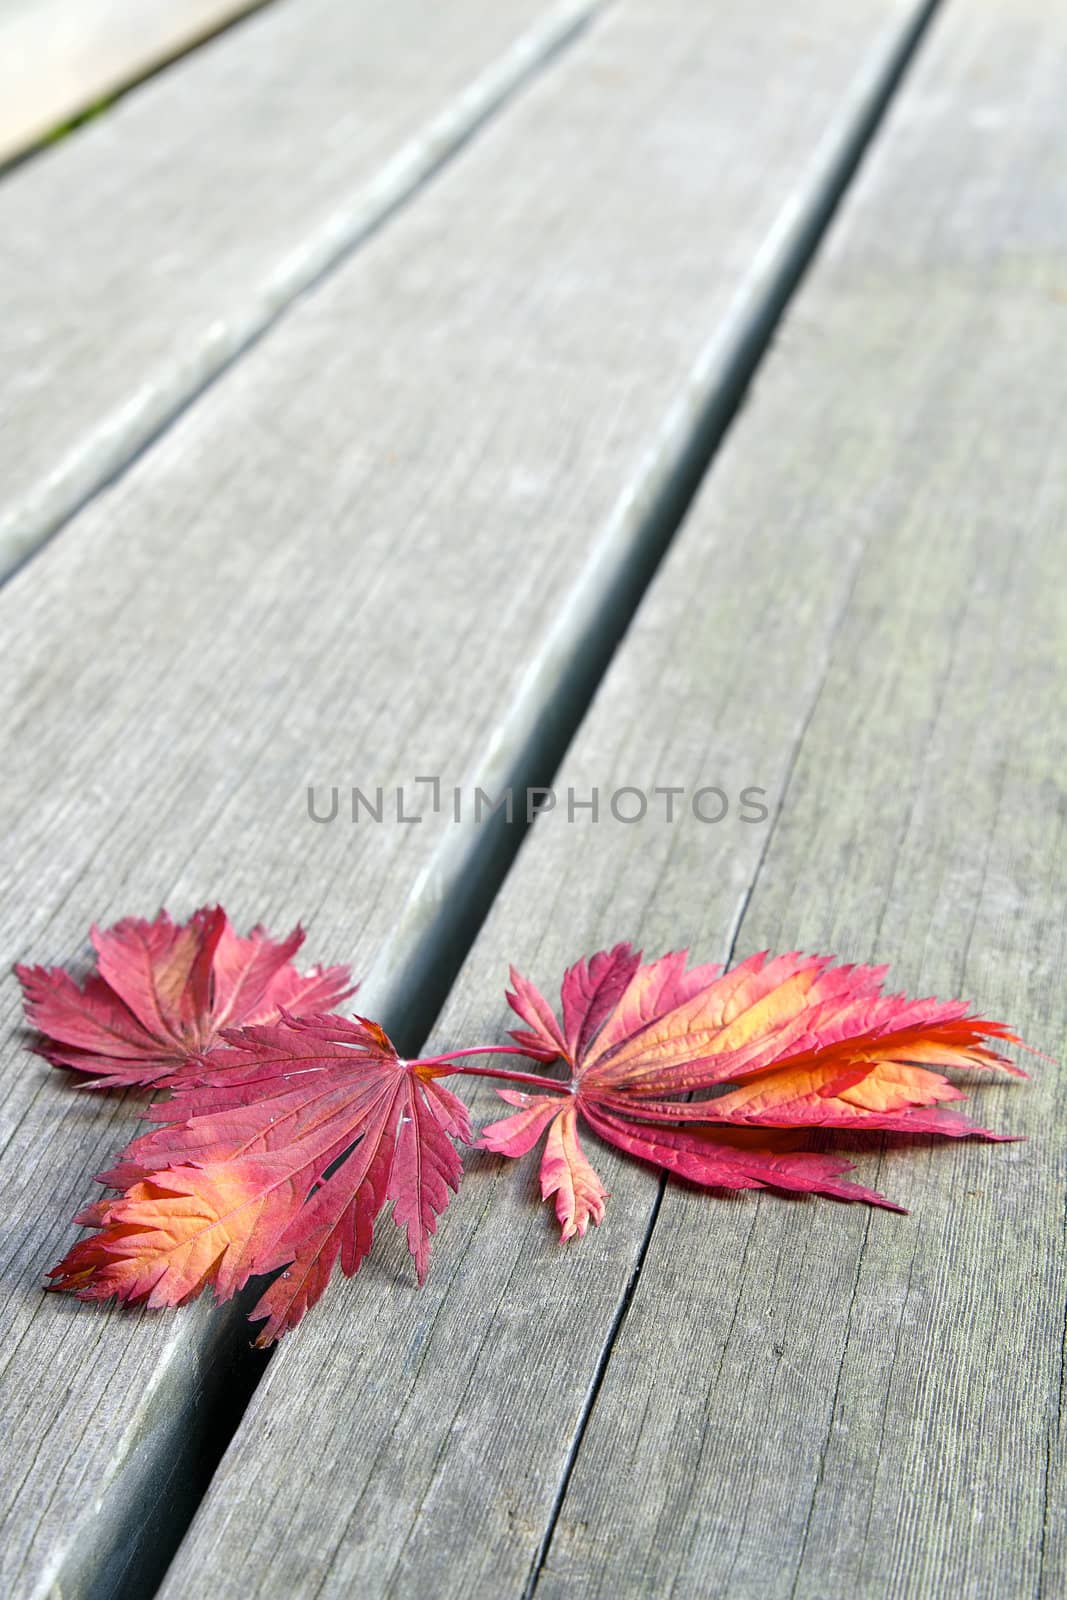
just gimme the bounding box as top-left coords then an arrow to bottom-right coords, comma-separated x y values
478,946 -> 1027,1236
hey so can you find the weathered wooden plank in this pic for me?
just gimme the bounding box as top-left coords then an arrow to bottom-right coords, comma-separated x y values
0,0 -> 598,579
136,9 -> 1056,1600
0,3 -> 937,1595
0,0 -> 270,167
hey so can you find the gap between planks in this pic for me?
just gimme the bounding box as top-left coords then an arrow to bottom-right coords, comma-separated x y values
347,0 -> 944,1048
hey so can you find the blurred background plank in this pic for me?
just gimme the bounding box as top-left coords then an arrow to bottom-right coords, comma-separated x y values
0,0 -> 598,579
0,0 -> 272,165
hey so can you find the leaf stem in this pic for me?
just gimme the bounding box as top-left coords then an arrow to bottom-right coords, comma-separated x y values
419,1043 -> 539,1064
413,1044 -> 565,1094
440,1062 -> 569,1092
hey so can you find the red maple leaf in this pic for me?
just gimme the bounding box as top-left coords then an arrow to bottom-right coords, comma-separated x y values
16,906 -> 353,1088
477,945 -> 1027,1237
37,936 -> 1029,1344
47,1014 -> 470,1344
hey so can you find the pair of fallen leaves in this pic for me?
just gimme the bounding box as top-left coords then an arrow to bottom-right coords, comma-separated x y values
17,907 -> 1027,1345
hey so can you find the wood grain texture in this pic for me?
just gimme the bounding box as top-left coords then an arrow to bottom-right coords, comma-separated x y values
141,14 -> 1051,1600
540,6 -> 1067,1594
0,1 -> 934,1594
155,0 -> 1067,1597
0,0 -> 270,166
0,0 -> 598,577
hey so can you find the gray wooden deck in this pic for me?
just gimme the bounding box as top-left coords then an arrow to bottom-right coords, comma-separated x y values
1,1 -> 1063,1596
